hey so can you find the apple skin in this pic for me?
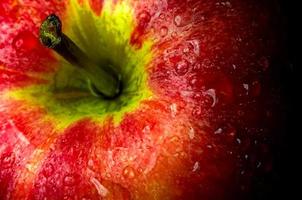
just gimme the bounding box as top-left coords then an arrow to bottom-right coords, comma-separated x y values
0,0 -> 282,200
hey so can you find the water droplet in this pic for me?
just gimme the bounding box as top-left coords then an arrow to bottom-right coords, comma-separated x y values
207,144 -> 213,149
181,90 -> 193,98
214,128 -> 223,134
90,177 -> 109,197
183,46 -> 191,54
170,103 -> 178,117
193,63 -> 201,71
63,195 -> 75,200
204,89 -> 218,107
189,76 -> 197,87
188,40 -> 201,56
243,83 -> 249,95
171,31 -> 178,38
175,60 -> 189,76
88,159 -> 94,167
174,153 -> 180,157
192,106 -> 202,117
1,153 -> 15,168
256,161 -> 262,168
64,174 -> 76,186
42,163 -> 54,177
159,13 -> 165,19
174,12 -> 192,27
236,138 -> 241,144
225,1 -> 232,7
143,125 -> 150,134
123,166 -> 135,179
188,126 -> 195,139
236,36 -> 243,42
216,1 -> 232,7
138,10 -> 151,28
187,56 -> 197,65
227,127 -> 236,137
174,15 -> 182,27
12,31 -> 38,53
188,75 -> 205,90
160,26 -> 168,37
138,168 -> 143,173
192,92 -> 202,101
192,161 -> 200,172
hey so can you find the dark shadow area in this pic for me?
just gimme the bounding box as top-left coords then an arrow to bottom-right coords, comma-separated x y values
250,0 -> 297,199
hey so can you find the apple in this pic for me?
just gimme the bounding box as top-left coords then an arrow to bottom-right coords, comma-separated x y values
0,0 -> 282,199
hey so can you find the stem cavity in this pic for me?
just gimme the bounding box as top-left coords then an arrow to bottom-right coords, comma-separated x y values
40,14 -> 121,99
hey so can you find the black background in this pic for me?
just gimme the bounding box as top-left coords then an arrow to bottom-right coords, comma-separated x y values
275,0 -> 297,199
252,0 -> 297,199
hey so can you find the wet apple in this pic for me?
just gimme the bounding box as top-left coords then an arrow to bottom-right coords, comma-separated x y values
0,0 -> 282,199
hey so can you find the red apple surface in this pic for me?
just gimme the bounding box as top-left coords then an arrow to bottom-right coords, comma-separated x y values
0,0 -> 282,199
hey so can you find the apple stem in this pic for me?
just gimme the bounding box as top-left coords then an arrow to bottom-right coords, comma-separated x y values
39,14 -> 121,98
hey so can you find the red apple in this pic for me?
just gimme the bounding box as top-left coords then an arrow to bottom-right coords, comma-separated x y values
0,0 -> 282,199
